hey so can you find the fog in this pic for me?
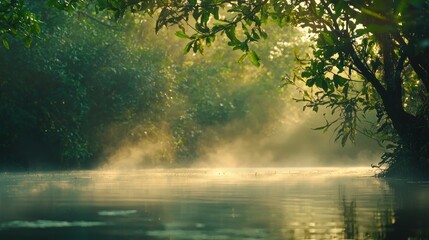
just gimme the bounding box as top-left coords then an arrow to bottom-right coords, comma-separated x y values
97,23 -> 382,170
103,99 -> 382,170
203,98 -> 383,166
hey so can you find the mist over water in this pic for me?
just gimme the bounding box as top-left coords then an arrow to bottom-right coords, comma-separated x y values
1,169 -> 428,240
197,104 -> 381,168
88,22 -> 385,170
102,99 -> 382,169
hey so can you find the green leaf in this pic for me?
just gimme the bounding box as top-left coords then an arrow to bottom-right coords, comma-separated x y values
343,83 -> 349,97
341,134 -> 348,146
333,74 -> 348,87
192,8 -> 201,21
33,23 -> 41,34
247,50 -> 260,67
225,27 -> 240,45
334,1 -> 345,17
175,30 -> 190,39
361,8 -> 387,21
24,37 -> 32,48
213,7 -> 219,20
201,11 -> 210,25
2,38 -> 9,49
301,71 -> 312,78
238,53 -> 247,63
306,78 -> 315,87
312,125 -> 327,130
259,29 -> 268,39
355,29 -> 369,37
321,78 -> 329,91
251,29 -> 260,40
198,40 -> 204,54
193,41 -> 198,53
321,32 -> 334,46
313,105 -> 319,112
183,41 -> 193,54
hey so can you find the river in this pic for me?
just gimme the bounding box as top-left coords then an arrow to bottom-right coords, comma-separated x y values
0,168 -> 428,239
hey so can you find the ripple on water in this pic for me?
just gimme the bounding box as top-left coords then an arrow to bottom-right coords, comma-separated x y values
98,210 -> 137,216
0,220 -> 107,230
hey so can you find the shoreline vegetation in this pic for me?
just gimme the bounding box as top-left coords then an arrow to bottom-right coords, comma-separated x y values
1,1 -> 428,179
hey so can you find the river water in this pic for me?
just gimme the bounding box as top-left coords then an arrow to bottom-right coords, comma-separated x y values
0,168 -> 428,240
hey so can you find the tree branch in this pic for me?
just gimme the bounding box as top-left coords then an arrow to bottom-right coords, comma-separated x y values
348,43 -> 387,99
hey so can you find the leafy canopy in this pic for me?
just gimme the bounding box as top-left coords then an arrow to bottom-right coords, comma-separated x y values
80,0 -> 429,174
68,0 -> 429,145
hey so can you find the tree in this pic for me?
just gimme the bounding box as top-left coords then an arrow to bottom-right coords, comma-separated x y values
85,0 -> 427,177
0,2 -> 173,169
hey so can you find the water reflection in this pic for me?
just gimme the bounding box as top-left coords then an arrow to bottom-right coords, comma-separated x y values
383,180 -> 429,240
341,195 -> 357,239
0,168 -> 428,239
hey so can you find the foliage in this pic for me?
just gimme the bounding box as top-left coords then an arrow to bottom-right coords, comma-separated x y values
0,2 -> 296,169
378,140 -> 429,179
70,0 -> 429,177
115,15 -> 299,165
0,0 -> 41,49
171,58 -> 287,163
0,4 -> 170,169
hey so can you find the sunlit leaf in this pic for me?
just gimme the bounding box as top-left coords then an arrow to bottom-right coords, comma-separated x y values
184,41 -> 193,54
238,53 -> 247,63
175,30 -> 190,39
247,50 -> 260,67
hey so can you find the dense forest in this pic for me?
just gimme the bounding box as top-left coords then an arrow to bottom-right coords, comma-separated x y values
0,2 -> 303,170
1,1 -> 428,178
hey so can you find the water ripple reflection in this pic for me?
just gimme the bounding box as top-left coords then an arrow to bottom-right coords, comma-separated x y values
0,168 -> 428,239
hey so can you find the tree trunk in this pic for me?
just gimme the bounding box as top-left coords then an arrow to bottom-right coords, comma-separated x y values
377,33 -> 429,163
382,91 -> 429,178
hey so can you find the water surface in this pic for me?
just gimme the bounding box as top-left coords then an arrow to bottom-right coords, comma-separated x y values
0,168 -> 428,239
